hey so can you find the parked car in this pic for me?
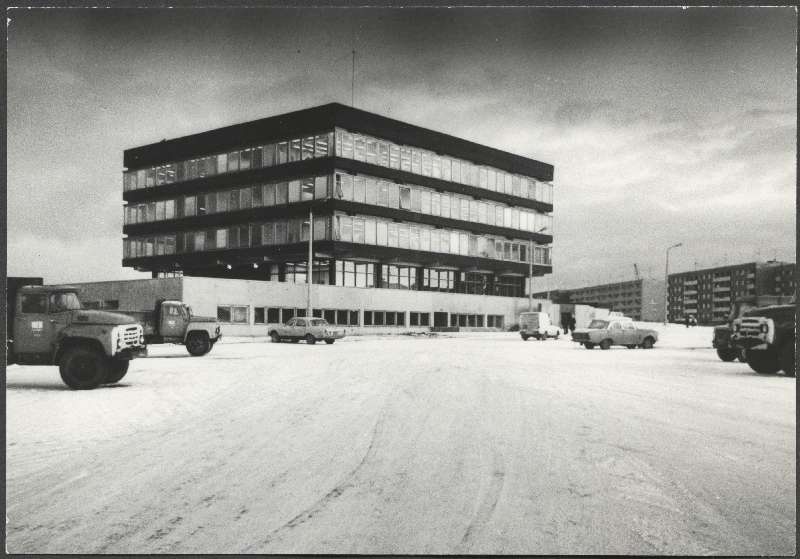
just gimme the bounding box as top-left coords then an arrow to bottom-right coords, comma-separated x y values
519,312 -> 561,340
268,317 -> 345,344
571,317 -> 658,350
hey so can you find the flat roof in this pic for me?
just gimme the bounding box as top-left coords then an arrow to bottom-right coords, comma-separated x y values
124,103 -> 553,181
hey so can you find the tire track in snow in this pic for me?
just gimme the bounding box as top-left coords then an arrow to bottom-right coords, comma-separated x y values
247,408 -> 388,550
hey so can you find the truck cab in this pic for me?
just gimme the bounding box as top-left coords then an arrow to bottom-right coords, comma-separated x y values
7,282 -> 146,389
731,304 -> 795,376
121,300 -> 221,356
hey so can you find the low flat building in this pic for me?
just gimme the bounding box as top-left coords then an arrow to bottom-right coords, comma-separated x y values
534,278 -> 666,322
69,277 -> 605,336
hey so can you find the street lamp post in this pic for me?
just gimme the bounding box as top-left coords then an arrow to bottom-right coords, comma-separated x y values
664,242 -> 683,324
528,239 -> 534,312
307,210 -> 313,319
529,227 -> 548,312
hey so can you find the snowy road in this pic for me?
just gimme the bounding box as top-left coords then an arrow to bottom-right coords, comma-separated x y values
6,327 -> 796,554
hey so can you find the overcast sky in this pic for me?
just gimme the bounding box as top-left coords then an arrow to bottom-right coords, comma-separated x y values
7,7 -> 797,289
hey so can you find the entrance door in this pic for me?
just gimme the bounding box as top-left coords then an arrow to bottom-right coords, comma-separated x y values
433,312 -> 448,328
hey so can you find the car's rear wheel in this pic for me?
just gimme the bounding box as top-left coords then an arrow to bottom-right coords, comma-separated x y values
641,337 -> 655,349
325,339 -> 335,345
269,331 -> 281,343
521,333 -> 529,341
599,339 -> 612,350
305,334 -> 316,345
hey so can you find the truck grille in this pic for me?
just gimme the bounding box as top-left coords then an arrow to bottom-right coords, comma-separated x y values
737,318 -> 766,337
121,325 -> 143,348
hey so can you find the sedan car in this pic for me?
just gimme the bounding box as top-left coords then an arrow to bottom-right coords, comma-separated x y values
571,318 -> 658,350
268,317 -> 346,344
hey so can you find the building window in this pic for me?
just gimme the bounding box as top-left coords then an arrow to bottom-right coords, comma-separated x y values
217,305 -> 249,324
254,308 -> 265,324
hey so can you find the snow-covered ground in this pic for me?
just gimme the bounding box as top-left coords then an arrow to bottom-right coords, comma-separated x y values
6,324 -> 795,554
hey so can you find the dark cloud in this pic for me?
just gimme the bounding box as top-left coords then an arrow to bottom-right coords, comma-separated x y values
7,6 -> 796,284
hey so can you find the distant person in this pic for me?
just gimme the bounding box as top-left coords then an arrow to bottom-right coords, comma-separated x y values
685,315 -> 690,328
690,315 -> 697,327
569,316 -> 576,333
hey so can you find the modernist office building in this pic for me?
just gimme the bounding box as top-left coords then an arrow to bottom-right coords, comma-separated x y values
667,260 -> 796,324
534,278 -> 666,322
121,103 -> 555,329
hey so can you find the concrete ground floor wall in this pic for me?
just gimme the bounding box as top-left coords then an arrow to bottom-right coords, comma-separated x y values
72,277 -> 608,337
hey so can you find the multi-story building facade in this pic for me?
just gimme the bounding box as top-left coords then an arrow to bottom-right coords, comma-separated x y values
534,278 -> 665,322
121,103 -> 555,329
667,261 -> 795,324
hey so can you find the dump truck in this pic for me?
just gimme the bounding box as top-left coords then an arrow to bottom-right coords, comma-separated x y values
119,300 -> 221,356
712,294 -> 795,362
731,304 -> 795,376
6,278 -> 147,389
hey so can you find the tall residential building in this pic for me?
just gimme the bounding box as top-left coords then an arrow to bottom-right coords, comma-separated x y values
121,103 -> 555,329
534,278 -> 665,322
667,261 -> 796,324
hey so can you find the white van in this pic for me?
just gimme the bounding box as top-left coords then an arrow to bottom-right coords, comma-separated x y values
519,312 -> 561,341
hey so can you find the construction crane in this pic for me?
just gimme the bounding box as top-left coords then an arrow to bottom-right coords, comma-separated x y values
633,263 -> 640,281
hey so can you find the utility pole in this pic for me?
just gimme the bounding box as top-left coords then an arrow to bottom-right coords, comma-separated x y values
351,50 -> 356,107
528,227 -> 548,312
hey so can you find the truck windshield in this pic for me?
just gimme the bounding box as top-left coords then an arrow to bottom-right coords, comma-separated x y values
49,292 -> 82,312
588,320 -> 609,329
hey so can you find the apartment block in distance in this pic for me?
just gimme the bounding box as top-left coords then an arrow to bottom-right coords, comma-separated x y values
667,260 -> 796,325
534,278 -> 666,322
120,103 -> 555,331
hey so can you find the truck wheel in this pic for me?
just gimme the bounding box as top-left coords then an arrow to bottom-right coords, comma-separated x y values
269,331 -> 281,343
599,339 -> 611,350
716,348 -> 738,362
104,359 -> 129,384
779,342 -> 795,376
585,342 -> 595,349
641,337 -> 655,349
747,349 -> 780,375
305,334 -> 316,345
59,346 -> 108,390
186,332 -> 211,356
325,339 -> 335,345
521,333 -> 529,341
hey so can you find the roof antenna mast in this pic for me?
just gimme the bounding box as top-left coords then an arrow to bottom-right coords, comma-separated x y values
351,49 -> 356,107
